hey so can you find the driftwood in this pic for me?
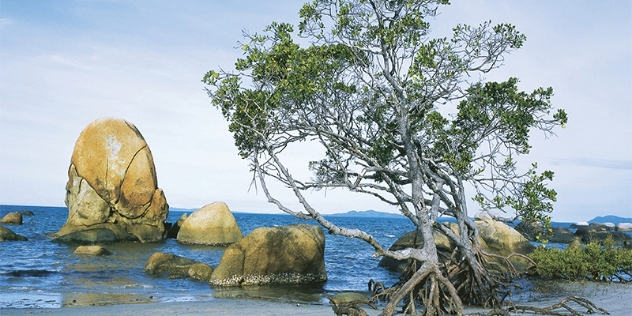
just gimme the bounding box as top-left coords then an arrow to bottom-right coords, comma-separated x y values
510,296 -> 609,316
426,296 -> 609,316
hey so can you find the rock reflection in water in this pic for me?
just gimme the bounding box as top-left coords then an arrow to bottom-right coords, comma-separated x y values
213,284 -> 329,304
62,292 -> 153,307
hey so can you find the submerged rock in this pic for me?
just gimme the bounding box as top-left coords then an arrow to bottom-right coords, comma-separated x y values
0,225 -> 28,241
187,262 -> 215,281
74,245 -> 112,256
52,118 -> 169,244
54,227 -> 121,245
143,252 -> 212,280
177,202 -> 243,245
0,212 -> 23,225
210,224 -> 326,286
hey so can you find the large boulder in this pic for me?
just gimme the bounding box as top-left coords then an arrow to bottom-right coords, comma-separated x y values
177,202 -> 243,245
380,218 -> 534,272
0,225 -> 28,241
475,217 -> 535,256
379,229 -> 454,272
0,212 -> 23,225
210,224 -> 326,286
52,118 -> 169,244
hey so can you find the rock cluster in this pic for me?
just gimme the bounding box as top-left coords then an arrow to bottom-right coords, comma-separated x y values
146,204 -> 326,286
574,223 -> 632,247
52,118 -> 169,244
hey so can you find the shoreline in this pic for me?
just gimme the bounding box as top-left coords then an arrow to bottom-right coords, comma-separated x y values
2,281 -> 630,316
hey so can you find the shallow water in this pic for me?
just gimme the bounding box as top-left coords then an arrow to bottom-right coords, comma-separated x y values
0,205 -> 411,308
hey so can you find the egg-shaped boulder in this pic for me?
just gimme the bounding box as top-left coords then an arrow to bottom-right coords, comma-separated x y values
177,202 -> 243,245
52,118 -> 169,243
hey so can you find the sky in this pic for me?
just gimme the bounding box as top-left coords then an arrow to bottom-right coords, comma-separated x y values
0,1 -> 630,222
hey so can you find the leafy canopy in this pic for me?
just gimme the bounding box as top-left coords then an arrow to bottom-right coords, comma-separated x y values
203,0 -> 567,226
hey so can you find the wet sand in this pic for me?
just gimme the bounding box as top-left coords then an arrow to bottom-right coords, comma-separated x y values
2,282 -> 630,315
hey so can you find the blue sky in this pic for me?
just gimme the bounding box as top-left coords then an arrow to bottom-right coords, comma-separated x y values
1,1 -> 630,222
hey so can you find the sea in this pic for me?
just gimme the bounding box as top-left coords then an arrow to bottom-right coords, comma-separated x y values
0,205 -> 415,309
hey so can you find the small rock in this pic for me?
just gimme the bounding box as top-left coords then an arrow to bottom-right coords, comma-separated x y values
187,262 -> 214,281
74,245 -> 112,256
602,222 -> 616,230
0,213 -> 23,225
616,223 -> 632,232
571,221 -> 589,228
329,292 -> 370,305
143,252 -> 200,279
0,225 -> 28,241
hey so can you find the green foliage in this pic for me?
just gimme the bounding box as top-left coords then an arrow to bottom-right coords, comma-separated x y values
203,0 -> 568,226
529,237 -> 632,282
204,0 -> 571,313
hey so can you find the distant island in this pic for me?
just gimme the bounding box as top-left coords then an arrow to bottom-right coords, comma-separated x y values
328,210 -> 404,219
588,215 -> 632,224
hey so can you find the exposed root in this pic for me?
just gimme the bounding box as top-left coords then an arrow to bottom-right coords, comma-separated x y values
374,262 -> 464,316
368,245 -> 539,316
511,296 -> 609,316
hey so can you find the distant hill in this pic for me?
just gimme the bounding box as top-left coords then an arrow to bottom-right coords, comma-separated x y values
328,210 -> 404,219
588,215 -> 632,224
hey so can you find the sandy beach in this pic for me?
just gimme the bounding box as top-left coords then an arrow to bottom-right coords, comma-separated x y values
2,282 -> 630,316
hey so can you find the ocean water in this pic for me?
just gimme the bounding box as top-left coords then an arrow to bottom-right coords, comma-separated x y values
0,205 -> 413,309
